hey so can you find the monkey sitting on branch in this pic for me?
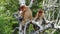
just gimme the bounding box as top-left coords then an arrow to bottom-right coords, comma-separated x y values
18,5 -> 33,31
32,9 -> 54,31
34,9 -> 46,25
13,4 -> 33,34
12,0 -> 34,34
31,9 -> 46,31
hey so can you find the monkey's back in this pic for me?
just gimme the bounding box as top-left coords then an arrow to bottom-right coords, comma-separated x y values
23,6 -> 33,20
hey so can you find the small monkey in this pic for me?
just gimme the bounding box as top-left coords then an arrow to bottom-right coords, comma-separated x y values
34,9 -> 46,24
34,9 -> 44,19
33,9 -> 46,31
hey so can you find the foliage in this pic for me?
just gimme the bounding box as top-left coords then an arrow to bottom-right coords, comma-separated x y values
0,0 -> 19,34
0,0 -> 60,34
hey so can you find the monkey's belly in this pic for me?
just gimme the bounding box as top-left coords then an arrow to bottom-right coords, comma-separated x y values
36,19 -> 43,25
32,21 -> 42,27
35,22 -> 40,27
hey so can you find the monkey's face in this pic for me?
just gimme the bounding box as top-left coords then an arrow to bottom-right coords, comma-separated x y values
19,6 -> 27,16
38,10 -> 43,17
20,6 -> 26,12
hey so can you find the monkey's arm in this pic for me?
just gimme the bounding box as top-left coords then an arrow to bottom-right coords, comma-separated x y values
34,13 -> 39,21
42,13 -> 47,24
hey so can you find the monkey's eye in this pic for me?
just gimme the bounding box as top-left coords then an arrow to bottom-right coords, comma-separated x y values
20,6 -> 25,9
39,11 -> 43,13
39,12 -> 42,13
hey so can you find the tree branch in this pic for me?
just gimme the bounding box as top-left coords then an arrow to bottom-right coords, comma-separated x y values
19,0 -> 26,5
28,0 -> 34,8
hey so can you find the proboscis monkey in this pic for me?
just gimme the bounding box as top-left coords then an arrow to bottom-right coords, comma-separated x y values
19,5 -> 33,30
33,9 -> 54,31
34,9 -> 46,25
33,9 -> 46,31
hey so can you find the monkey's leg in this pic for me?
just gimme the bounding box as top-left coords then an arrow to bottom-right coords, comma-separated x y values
19,23 -> 24,34
21,19 -> 28,30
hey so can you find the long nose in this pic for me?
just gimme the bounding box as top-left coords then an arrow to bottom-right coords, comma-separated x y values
19,11 -> 23,14
19,11 -> 23,18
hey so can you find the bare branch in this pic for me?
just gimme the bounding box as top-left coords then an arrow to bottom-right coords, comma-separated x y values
19,0 -> 26,6
43,0 -> 57,8
28,0 -> 34,8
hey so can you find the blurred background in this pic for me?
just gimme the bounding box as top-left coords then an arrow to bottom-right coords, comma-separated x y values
0,0 -> 60,34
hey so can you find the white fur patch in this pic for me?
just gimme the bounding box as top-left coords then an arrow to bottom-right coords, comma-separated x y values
20,11 -> 23,14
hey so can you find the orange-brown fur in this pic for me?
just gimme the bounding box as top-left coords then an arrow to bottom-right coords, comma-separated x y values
34,9 -> 45,21
19,5 -> 33,26
33,9 -> 45,31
